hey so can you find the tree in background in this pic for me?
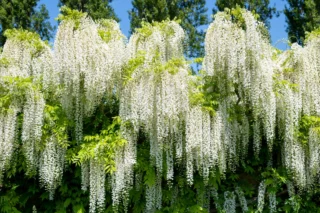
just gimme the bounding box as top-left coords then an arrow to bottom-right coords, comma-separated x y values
129,0 -> 208,58
58,0 -> 119,21
31,4 -> 55,43
284,0 -> 320,45
0,0 -> 54,46
212,0 -> 277,28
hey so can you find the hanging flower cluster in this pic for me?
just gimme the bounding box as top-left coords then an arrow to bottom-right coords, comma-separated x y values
54,7 -> 125,143
274,31 -> 320,189
235,187 -> 248,212
0,28 -> 67,200
116,21 -> 189,210
39,134 -> 66,200
88,159 -> 106,213
0,29 -> 55,86
203,9 -> 276,162
257,181 -> 266,212
22,88 -> 45,174
0,106 -> 18,182
223,191 -> 236,213
0,30 -> 49,180
185,105 -> 226,184
111,124 -> 136,210
268,191 -> 277,213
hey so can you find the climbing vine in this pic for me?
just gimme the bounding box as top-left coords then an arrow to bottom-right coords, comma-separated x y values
1,7 -> 320,213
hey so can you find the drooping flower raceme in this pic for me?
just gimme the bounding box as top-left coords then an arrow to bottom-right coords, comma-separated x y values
257,181 -> 266,212
54,16 -> 126,212
0,29 -> 49,178
275,34 -> 320,188
39,134 -> 66,200
0,106 -> 18,182
54,15 -> 125,143
269,191 -> 277,213
89,159 -> 106,213
203,9 -> 276,161
223,191 -> 236,213
235,187 -> 248,212
22,88 -> 45,174
118,21 -> 189,211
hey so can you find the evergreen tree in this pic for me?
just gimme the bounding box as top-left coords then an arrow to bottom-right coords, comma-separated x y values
0,0 -> 54,46
58,0 -> 119,21
284,0 -> 320,45
213,0 -> 277,28
129,0 -> 208,58
31,4 -> 55,43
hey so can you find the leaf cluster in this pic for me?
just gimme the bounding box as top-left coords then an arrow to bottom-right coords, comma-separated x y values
4,29 -> 48,56
72,116 -> 126,174
56,6 -> 87,30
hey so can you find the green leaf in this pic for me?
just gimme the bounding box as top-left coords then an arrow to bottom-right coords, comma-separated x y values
64,198 -> 71,208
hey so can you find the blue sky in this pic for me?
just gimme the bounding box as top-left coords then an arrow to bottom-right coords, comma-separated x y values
39,0 -> 289,50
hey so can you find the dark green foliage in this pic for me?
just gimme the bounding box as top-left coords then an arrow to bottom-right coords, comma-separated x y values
31,4 -> 55,42
0,164 -> 89,213
284,0 -> 320,45
129,0 -> 168,29
0,0 -> 54,46
58,0 -> 119,21
129,0 -> 208,58
213,0 -> 277,28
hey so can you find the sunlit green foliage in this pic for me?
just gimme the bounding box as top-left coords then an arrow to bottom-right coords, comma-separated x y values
58,0 -> 119,22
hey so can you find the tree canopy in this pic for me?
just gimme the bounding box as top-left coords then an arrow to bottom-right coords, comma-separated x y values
0,0 -> 54,46
284,0 -> 320,45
